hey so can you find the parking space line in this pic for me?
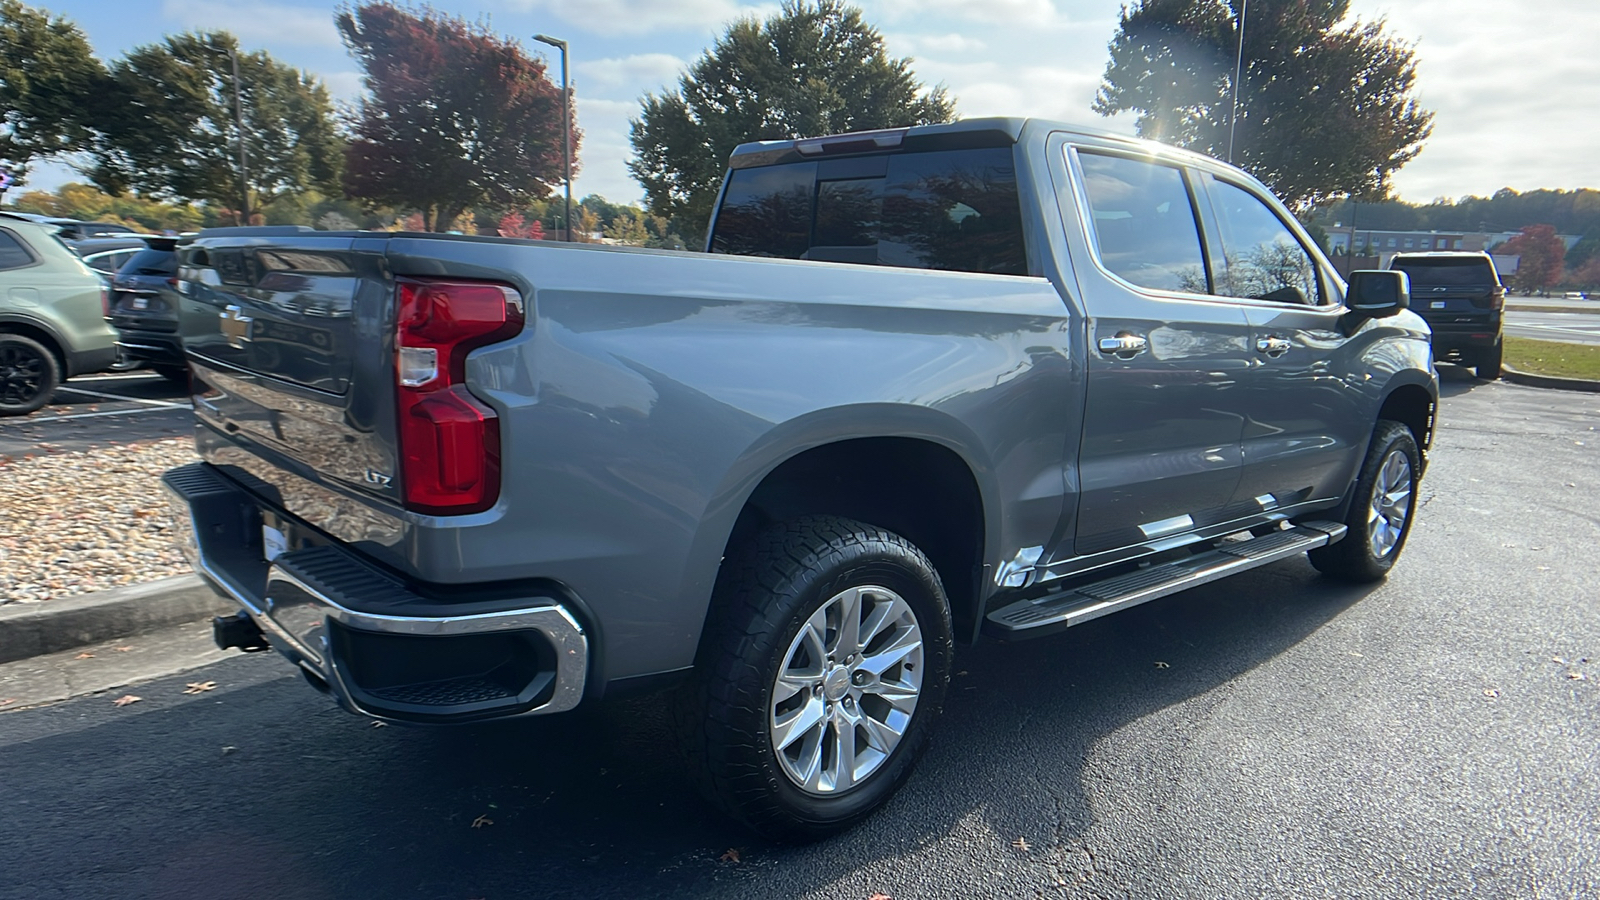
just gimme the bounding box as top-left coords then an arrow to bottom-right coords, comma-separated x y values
54,386 -> 191,409
25,406 -> 191,422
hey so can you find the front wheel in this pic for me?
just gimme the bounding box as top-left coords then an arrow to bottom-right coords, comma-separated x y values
1309,420 -> 1421,582
677,515 -> 953,841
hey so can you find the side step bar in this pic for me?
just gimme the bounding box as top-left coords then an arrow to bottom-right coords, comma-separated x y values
984,522 -> 1347,639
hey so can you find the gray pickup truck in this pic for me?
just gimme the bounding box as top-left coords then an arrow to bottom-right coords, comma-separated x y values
165,117 -> 1436,839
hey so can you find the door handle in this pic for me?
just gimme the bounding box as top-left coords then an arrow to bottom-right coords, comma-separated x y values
1097,333 -> 1149,358
1256,336 -> 1291,358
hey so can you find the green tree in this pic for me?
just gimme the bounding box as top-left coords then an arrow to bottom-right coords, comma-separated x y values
338,3 -> 576,232
1095,0 -> 1433,210
0,0 -> 103,182
629,0 -> 954,242
90,31 -> 341,219
1499,224 -> 1566,293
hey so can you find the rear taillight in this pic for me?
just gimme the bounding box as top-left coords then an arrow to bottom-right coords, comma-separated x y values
394,278 -> 525,514
99,285 -> 111,317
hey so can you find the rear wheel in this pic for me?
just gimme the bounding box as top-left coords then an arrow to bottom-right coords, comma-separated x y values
1475,339 -> 1503,380
676,515 -> 953,841
1309,420 -> 1420,582
0,334 -> 61,416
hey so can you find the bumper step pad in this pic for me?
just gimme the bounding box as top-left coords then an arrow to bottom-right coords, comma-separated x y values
985,522 -> 1346,639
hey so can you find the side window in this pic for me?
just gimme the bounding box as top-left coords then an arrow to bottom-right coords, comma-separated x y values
1205,178 -> 1319,305
880,147 -> 1026,275
710,161 -> 817,259
1076,152 -> 1208,293
0,230 -> 36,271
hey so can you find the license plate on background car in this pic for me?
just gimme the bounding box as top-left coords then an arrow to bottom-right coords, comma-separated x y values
132,297 -> 149,309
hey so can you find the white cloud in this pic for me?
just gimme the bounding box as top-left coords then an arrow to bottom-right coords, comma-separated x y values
875,0 -> 1061,26
885,33 -> 987,56
160,0 -> 342,48
575,54 -> 688,93
504,0 -> 774,37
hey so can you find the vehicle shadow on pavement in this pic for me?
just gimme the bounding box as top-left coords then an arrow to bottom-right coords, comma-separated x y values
1436,363 -> 1492,399
0,558 -> 1381,900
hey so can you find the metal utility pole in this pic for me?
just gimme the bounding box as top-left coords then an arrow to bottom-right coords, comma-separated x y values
533,34 -> 573,242
228,46 -> 251,225
1227,0 -> 1248,164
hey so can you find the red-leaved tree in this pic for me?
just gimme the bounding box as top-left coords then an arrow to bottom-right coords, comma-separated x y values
496,210 -> 545,240
1499,224 -> 1566,293
338,3 -> 578,231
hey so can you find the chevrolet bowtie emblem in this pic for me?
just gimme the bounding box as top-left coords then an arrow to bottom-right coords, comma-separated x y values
220,304 -> 253,349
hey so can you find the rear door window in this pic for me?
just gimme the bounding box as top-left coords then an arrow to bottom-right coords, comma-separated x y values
1076,151 -> 1209,293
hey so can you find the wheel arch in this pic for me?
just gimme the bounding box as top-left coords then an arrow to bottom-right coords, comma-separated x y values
685,405 -> 1000,659
0,314 -> 69,377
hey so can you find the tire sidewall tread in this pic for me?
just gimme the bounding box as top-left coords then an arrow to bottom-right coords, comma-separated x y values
1309,420 -> 1421,583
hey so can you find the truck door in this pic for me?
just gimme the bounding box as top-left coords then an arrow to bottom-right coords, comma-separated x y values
1063,149 -> 1254,559
1195,173 -> 1367,510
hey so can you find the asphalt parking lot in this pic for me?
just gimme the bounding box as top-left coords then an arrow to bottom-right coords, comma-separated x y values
0,370 -> 193,455
2,367 -> 1597,900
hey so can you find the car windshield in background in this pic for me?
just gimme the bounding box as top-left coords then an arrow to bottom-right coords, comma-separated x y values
1394,257 -> 1496,287
119,248 -> 177,276
711,147 -> 1027,276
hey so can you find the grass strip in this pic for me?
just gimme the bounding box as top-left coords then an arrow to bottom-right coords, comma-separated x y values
1504,336 -> 1600,381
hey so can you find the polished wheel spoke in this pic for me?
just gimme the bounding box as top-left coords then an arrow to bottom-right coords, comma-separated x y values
1367,449 -> 1413,558
771,583 -> 923,795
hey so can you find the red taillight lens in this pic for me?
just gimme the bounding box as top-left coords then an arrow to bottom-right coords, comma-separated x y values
394,278 -> 524,514
100,285 -> 111,317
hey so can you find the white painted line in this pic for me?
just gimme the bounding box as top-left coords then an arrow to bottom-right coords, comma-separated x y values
30,406 -> 189,422
54,386 -> 190,409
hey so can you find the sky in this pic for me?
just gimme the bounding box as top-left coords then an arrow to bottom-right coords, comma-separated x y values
20,0 -> 1600,207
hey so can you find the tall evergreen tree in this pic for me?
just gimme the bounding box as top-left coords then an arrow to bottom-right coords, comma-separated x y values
1095,0 -> 1433,209
629,0 -> 954,242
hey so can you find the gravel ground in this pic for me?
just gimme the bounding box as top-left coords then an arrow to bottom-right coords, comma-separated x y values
0,439 -> 198,604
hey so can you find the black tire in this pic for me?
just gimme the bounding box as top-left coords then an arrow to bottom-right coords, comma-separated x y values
0,333 -> 61,416
1476,339 -> 1503,380
1309,420 -> 1421,583
153,365 -> 189,385
676,515 -> 954,841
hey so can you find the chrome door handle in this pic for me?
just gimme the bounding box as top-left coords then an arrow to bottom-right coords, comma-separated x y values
1097,333 -> 1149,358
1256,336 -> 1291,358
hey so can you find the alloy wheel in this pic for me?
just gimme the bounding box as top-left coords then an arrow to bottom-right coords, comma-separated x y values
1367,449 -> 1413,558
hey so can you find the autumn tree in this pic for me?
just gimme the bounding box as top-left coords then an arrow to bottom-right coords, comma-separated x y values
338,3 -> 576,232
0,0 -> 103,182
1095,0 -> 1433,209
1499,224 -> 1566,293
89,32 -> 341,219
629,0 -> 954,241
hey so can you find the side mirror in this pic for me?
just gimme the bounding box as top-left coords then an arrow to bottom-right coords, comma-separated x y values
1347,269 -> 1409,318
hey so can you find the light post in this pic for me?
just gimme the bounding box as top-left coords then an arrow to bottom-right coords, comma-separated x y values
1226,0 -> 1248,164
533,33 -> 573,242
227,45 -> 251,225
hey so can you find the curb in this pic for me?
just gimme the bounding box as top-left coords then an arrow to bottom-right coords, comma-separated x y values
1501,364 -> 1600,394
0,575 -> 233,665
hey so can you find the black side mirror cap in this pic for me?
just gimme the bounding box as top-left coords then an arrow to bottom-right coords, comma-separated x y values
1347,269 -> 1410,318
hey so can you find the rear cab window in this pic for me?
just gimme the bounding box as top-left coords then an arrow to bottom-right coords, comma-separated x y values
710,147 -> 1028,276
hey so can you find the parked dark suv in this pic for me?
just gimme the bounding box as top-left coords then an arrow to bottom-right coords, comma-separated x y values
106,237 -> 186,382
1389,251 -> 1505,379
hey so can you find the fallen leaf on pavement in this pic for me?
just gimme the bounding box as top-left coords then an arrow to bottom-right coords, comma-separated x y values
113,646 -> 133,652
1569,672 -> 1587,681
1154,661 -> 1170,669
0,698 -> 18,707
719,848 -> 741,863
113,695 -> 142,707
868,893 -> 893,900
471,815 -> 493,828
183,681 -> 218,694
372,721 -> 387,728
1013,837 -> 1031,851
1483,688 -> 1500,698
73,652 -> 94,660
221,746 -> 238,756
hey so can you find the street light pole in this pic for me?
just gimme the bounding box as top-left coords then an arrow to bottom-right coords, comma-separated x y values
228,45 -> 251,225
1226,0 -> 1248,164
533,34 -> 572,242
